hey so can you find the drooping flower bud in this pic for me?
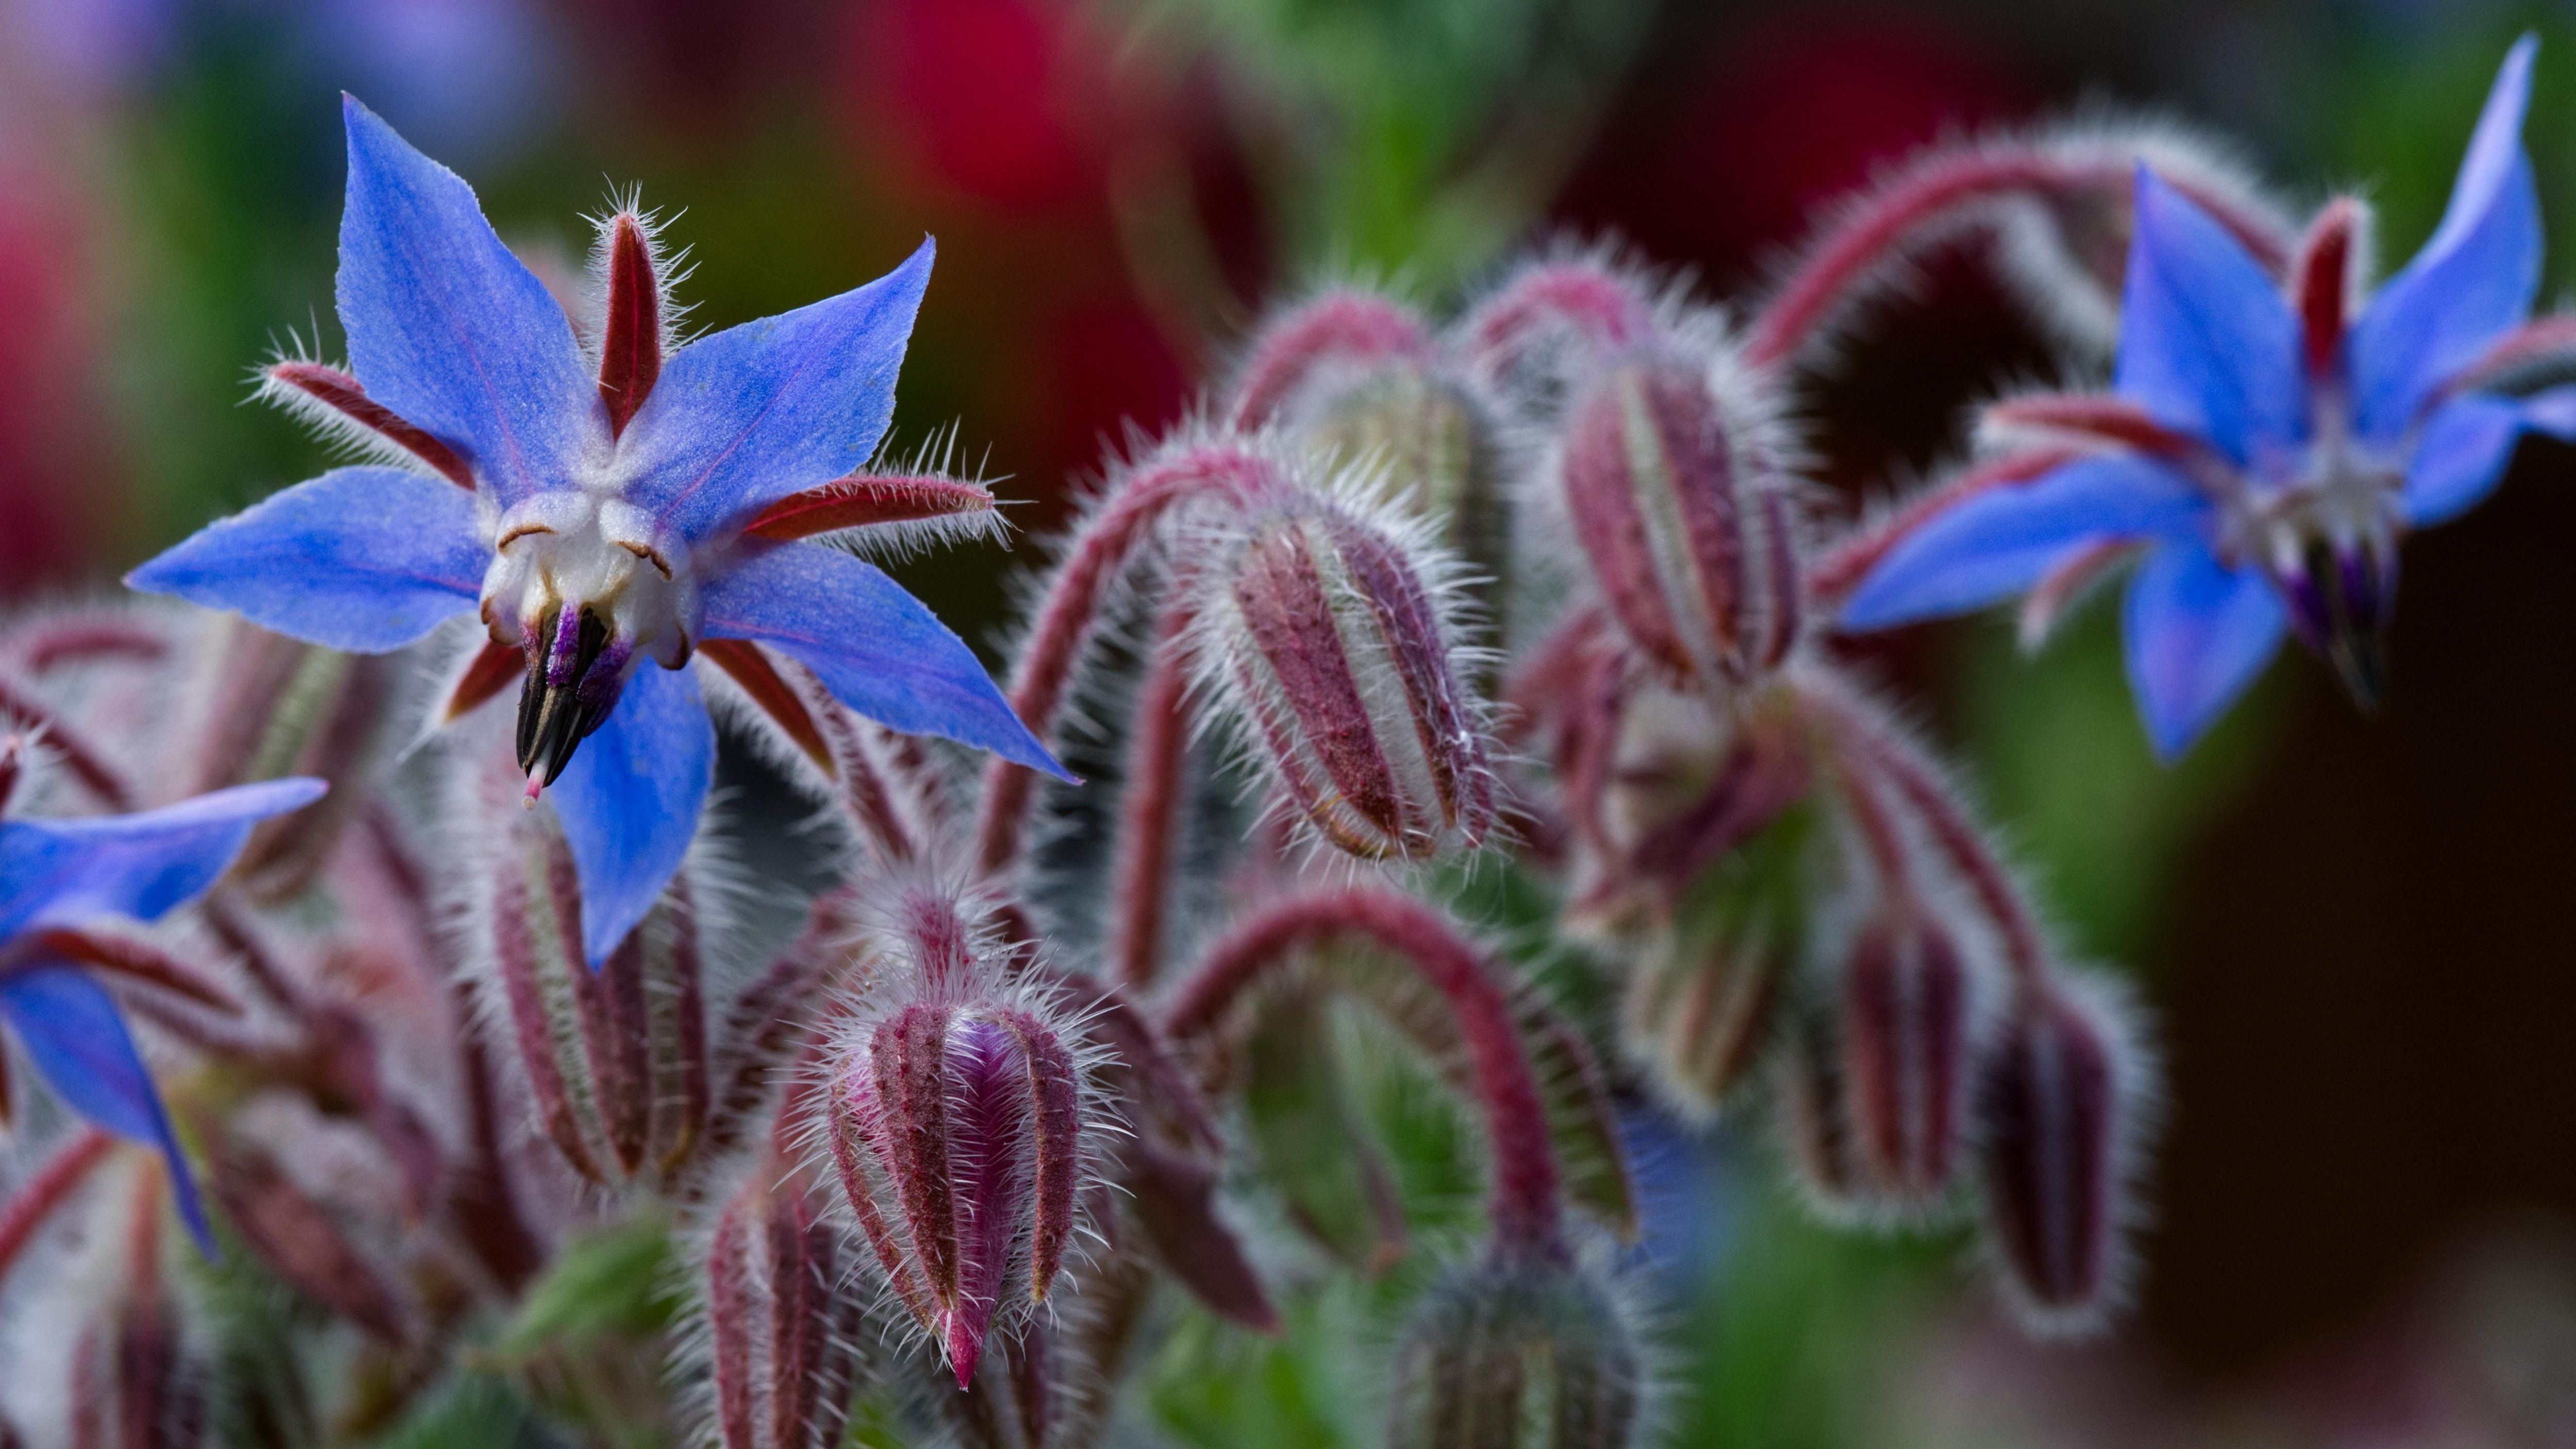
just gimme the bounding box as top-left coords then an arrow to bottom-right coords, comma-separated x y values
698,1156 -> 863,1449
1386,1255 -> 1645,1449
822,884 -> 1096,1389
1974,975 -> 2148,1335
205,1124 -> 408,1344
1555,351 -> 1799,690
1619,801 -> 1816,1121
1837,908 -> 1981,1208
1455,257 -> 1659,426
1772,998 -> 1869,1221
1226,290 -> 1434,433
1194,485 -> 1496,860
483,795 -> 710,1185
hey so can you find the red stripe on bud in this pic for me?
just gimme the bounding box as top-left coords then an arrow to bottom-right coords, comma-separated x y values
208,1135 -> 407,1343
704,1167 -> 856,1449
598,213 -> 664,437
267,362 -> 474,491
2295,199 -> 2361,380
743,472 -> 998,542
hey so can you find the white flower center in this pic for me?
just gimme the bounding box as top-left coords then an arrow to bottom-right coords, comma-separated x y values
480,493 -> 697,670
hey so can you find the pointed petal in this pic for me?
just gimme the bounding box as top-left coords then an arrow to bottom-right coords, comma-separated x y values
619,241 -> 934,544
2404,393 -> 2528,527
2353,38 -> 2543,440
0,965 -> 212,1251
336,97 -> 599,508
2121,542 -> 2286,762
127,467 -> 486,652
701,542 -> 1066,778
2114,169 -> 2303,463
1840,454 -> 2207,630
1,780 -> 328,940
549,664 -> 714,968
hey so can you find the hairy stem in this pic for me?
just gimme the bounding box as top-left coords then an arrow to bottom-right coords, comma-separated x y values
1163,888 -> 1565,1258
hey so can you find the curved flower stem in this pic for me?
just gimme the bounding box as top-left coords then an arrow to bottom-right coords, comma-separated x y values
972,446 -> 1281,877
1162,888 -> 1565,1259
1797,682 -> 2050,1001
1108,608 -> 1197,991
1748,148 -> 2295,371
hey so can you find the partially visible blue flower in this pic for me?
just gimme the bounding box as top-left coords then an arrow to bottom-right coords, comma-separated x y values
132,99 -> 1067,966
0,774 -> 327,1250
1839,38 -> 2575,760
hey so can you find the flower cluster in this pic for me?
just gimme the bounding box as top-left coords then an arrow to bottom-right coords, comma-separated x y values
1,44 -> 2566,1447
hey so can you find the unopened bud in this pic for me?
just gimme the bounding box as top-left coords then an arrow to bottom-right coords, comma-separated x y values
1197,487 -> 1496,860
1558,353 -> 1796,689
701,1159 -> 862,1449
1974,975 -> 2148,1335
1386,1254 -> 1644,1449
1456,258 -> 1658,426
1838,909 -> 1980,1207
1619,802 -> 1816,1120
487,805 -> 709,1185
206,1130 -> 408,1344
1227,290 -> 1434,431
823,886 -> 1094,1389
1772,998 -> 1869,1221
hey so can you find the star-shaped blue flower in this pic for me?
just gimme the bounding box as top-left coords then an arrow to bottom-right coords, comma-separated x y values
1,776 -> 327,1249
131,99 -> 1066,966
1840,39 -> 2575,759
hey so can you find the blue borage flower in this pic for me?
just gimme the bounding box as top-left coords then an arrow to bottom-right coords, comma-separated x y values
1839,39 -> 2576,760
132,99 -> 1067,966
1,777 -> 327,1250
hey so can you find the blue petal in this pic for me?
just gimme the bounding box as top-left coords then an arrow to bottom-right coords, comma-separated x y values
337,96 -> 599,508
2113,168 -> 2304,463
2121,542 -> 2287,763
2514,382 -> 2576,440
700,542 -> 1066,778
0,965 -> 213,1251
2352,38 -> 2542,442
1839,454 -> 2209,630
127,467 -> 485,652
2403,393 -> 2527,527
617,241 -> 933,545
549,663 -> 714,968
1,780 -> 329,941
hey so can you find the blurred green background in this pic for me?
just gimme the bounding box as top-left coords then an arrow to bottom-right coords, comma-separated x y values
5,0 -> 2573,1441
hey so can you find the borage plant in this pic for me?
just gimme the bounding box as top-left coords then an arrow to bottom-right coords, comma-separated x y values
2,44 -> 2568,1449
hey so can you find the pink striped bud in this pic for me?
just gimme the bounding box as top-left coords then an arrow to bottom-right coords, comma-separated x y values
698,1157 -> 863,1449
484,803 -> 710,1185
1387,1254 -> 1645,1449
1194,486 -> 1496,860
1556,352 -> 1800,689
822,884 -> 1096,1389
1974,975 -> 2148,1335
1226,290 -> 1434,432
1837,909 -> 1981,1208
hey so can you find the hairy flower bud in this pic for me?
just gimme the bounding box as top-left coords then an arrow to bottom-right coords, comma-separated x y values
1975,975 -> 2148,1335
1619,802 -> 1815,1120
1456,258 -> 1659,426
699,1158 -> 863,1449
822,885 -> 1096,1389
485,802 -> 710,1185
1838,909 -> 1980,1208
1195,487 -> 1496,860
1386,1255 -> 1645,1449
1773,998 -> 1869,1221
1556,352 -> 1799,689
